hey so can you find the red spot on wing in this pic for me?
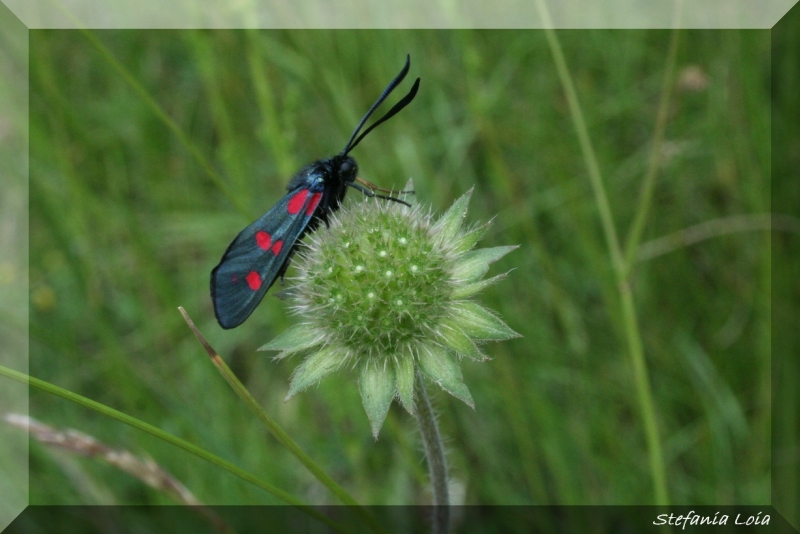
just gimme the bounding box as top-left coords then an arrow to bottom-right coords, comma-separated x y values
246,271 -> 261,291
306,192 -> 322,216
287,189 -> 310,215
271,240 -> 283,256
255,231 -> 272,250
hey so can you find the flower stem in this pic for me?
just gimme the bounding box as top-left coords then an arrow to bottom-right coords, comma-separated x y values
534,0 -> 670,506
414,368 -> 450,534
622,21 -> 682,273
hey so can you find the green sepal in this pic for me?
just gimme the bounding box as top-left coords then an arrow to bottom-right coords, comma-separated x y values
451,245 -> 519,282
417,345 -> 474,408
285,346 -> 341,400
359,362 -> 397,439
437,321 -> 486,360
450,301 -> 521,340
272,348 -> 315,362
432,188 -> 473,247
451,272 -> 509,299
451,219 -> 491,254
394,354 -> 415,414
402,178 -> 416,206
259,323 -> 324,353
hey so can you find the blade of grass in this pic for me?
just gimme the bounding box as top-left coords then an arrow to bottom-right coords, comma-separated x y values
46,0 -> 253,221
245,30 -> 298,178
637,213 -> 800,262
0,364 -> 350,534
179,307 -> 388,534
494,355 -> 552,504
623,9 -> 683,274
534,0 -> 670,505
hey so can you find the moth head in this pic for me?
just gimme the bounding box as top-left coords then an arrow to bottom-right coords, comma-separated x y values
337,156 -> 358,183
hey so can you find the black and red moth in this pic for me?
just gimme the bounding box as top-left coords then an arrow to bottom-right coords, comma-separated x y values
211,55 -> 420,329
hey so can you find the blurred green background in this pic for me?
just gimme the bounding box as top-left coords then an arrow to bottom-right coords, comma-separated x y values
28,29 -> 771,507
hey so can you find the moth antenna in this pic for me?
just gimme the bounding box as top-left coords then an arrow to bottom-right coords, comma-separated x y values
342,55 -> 420,155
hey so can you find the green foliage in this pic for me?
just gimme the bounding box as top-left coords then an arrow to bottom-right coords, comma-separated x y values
28,29 -> 770,506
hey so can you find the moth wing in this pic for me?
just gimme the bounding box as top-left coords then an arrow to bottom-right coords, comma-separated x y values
211,188 -> 323,329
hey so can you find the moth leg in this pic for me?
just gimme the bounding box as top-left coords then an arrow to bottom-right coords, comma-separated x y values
317,188 -> 332,229
346,181 -> 411,207
276,248 -> 297,286
356,176 -> 415,195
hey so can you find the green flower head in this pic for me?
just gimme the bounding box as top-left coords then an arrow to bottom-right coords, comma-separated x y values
260,184 -> 520,437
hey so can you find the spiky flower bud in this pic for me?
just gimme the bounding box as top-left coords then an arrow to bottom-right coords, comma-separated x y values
260,185 -> 520,437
